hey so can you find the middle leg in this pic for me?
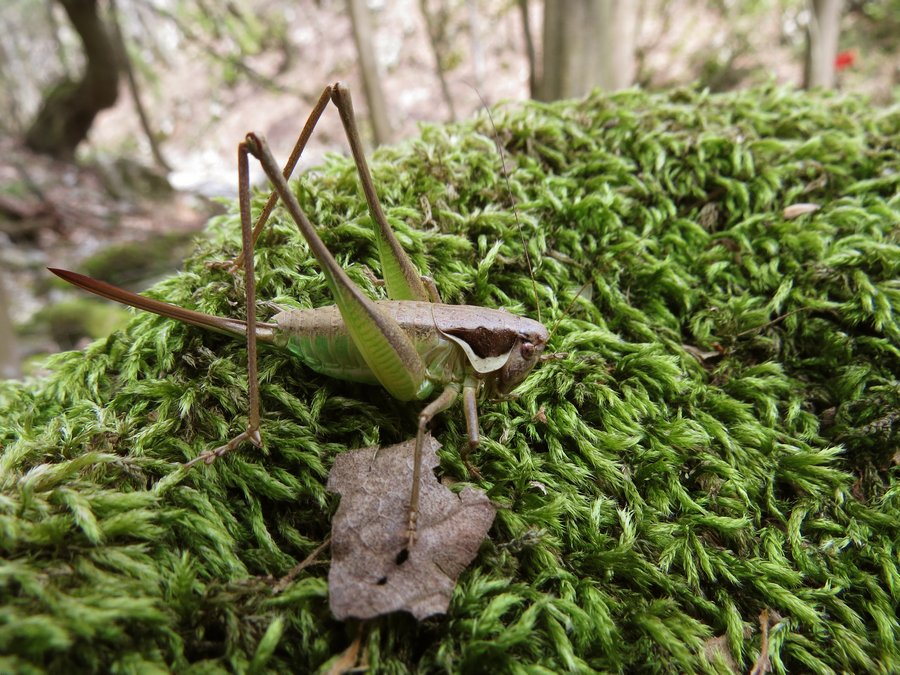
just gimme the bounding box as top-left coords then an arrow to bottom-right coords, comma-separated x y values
187,136 -> 265,466
223,85 -> 334,272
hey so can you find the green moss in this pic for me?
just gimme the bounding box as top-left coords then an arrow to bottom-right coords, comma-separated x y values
1,85 -> 899,672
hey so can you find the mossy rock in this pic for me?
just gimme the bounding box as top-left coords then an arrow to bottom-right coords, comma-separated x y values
78,231 -> 197,288
92,156 -> 175,202
1,85 -> 898,673
26,297 -> 129,351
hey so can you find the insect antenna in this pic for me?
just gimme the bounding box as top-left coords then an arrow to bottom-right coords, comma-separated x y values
546,279 -> 593,346
545,229 -> 659,346
472,88 -> 541,324
474,89 -> 591,348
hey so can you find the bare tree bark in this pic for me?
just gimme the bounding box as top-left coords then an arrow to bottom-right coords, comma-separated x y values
347,0 -> 393,146
108,0 -> 171,171
596,0 -> 638,91
804,0 -> 843,89
536,0 -> 637,101
418,0 -> 457,122
25,0 -> 119,158
536,1 -> 564,100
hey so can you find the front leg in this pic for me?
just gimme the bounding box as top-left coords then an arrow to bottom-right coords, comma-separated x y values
406,384 -> 459,549
460,382 -> 483,479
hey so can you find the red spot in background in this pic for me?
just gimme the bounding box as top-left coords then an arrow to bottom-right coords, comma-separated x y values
835,50 -> 856,71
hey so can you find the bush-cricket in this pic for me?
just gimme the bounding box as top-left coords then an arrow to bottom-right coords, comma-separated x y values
50,82 -> 549,552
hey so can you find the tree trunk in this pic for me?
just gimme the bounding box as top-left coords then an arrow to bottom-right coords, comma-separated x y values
536,0 -> 637,101
25,0 -> 119,159
804,0 -> 843,89
347,0 -> 393,146
596,0 -> 638,92
536,1 -> 565,100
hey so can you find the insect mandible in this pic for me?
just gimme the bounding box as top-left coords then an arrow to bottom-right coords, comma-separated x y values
50,82 -> 550,549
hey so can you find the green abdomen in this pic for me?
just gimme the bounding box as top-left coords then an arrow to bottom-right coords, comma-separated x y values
284,331 -> 381,385
272,303 -> 464,395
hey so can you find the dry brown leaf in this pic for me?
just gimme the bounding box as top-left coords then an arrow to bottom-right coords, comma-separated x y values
327,434 -> 497,620
683,343 -> 724,363
749,608 -> 782,675
323,629 -> 363,675
783,202 -> 820,219
529,480 -> 548,495
702,634 -> 739,673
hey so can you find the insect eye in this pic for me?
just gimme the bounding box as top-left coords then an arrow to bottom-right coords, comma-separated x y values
520,342 -> 535,359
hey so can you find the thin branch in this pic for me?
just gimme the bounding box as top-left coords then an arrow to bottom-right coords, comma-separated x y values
347,0 -> 393,145
108,0 -> 171,171
273,536 -> 331,593
44,0 -> 72,78
148,4 -> 294,95
517,0 -> 537,97
419,0 -> 457,121
735,307 -> 812,338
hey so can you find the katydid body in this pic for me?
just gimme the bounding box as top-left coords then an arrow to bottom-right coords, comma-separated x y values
48,272 -> 546,401
51,83 -> 548,551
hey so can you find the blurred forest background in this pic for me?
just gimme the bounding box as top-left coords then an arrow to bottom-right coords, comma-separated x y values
0,0 -> 897,378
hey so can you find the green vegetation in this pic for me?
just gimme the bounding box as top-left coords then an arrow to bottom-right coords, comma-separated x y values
1,85 -> 898,672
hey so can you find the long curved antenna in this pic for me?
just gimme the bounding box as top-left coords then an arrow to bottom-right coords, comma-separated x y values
547,279 -> 593,344
472,88 -> 541,324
